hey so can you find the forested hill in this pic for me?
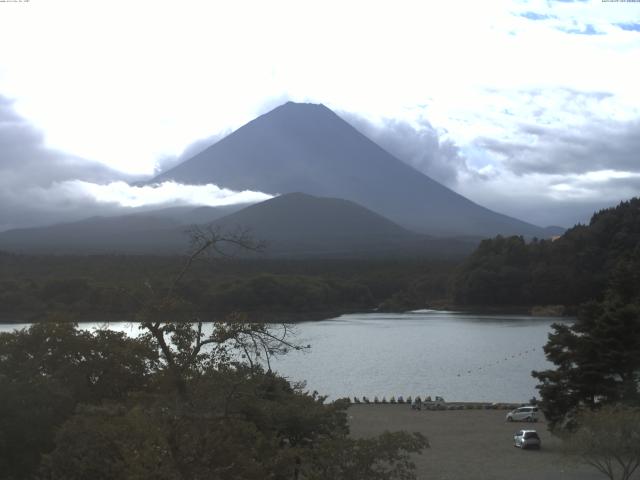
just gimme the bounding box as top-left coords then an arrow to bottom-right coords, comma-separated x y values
452,198 -> 640,308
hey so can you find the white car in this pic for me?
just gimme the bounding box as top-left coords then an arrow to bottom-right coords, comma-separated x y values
513,429 -> 541,449
506,405 -> 538,422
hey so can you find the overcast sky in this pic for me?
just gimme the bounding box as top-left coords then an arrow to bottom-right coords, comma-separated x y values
0,0 -> 639,230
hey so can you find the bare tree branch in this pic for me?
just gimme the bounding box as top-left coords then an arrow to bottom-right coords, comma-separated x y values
132,226 -> 302,401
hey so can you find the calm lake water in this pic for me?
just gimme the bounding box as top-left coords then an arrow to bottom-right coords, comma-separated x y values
0,310 -> 570,402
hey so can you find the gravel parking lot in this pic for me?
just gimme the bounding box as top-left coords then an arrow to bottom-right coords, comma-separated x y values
348,405 -> 604,480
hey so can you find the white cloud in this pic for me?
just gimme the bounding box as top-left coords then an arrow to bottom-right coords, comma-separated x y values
341,112 -> 472,187
456,168 -> 640,227
69,181 -> 273,208
0,180 -> 272,231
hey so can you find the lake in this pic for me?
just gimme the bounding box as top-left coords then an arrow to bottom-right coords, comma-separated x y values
0,310 -> 570,402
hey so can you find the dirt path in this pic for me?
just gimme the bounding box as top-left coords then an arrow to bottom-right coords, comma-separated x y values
348,405 -> 604,480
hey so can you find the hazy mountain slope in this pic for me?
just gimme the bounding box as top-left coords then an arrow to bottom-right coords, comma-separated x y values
0,215 -> 189,254
153,102 -> 547,237
0,193 -> 476,257
213,192 -> 409,240
209,193 -> 475,258
0,204 -> 255,254
125,204 -> 249,225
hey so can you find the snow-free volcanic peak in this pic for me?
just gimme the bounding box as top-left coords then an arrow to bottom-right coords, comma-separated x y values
154,102 -> 548,237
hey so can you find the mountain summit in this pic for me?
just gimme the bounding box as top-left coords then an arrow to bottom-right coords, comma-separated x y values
154,102 -> 546,237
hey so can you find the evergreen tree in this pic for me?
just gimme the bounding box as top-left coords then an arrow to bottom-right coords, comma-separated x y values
532,249 -> 640,431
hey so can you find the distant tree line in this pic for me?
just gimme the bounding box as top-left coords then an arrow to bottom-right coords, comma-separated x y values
453,198 -> 640,308
0,255 -> 456,321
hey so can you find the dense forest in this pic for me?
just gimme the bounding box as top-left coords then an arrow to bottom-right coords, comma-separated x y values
452,198 -> 640,309
0,254 -> 454,322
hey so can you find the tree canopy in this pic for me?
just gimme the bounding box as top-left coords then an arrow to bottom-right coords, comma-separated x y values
453,198 -> 640,308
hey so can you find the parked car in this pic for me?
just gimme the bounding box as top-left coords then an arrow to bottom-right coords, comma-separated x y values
513,429 -> 541,449
506,405 -> 538,422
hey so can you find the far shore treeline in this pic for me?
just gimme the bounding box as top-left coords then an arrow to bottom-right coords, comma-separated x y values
0,256 -> 453,322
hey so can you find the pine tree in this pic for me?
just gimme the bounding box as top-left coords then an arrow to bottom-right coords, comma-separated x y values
532,252 -> 640,431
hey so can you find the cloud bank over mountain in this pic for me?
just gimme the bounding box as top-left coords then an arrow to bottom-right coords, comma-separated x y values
339,104 -> 640,227
71,181 -> 272,209
0,97 -> 271,231
340,113 -> 474,188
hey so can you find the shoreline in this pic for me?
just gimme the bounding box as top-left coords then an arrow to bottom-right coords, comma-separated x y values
0,308 -> 369,325
427,304 -> 575,317
0,304 -> 575,325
